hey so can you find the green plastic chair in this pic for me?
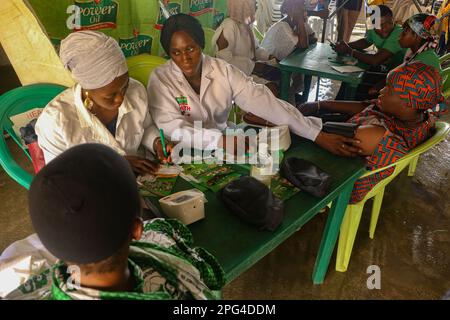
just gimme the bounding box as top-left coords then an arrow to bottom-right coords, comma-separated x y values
126,54 -> 167,87
0,84 -> 66,189
439,52 -> 450,66
203,27 -> 216,56
336,121 -> 450,272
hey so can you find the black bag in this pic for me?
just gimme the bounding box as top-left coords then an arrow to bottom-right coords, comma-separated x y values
322,122 -> 359,138
280,157 -> 332,198
218,176 -> 284,231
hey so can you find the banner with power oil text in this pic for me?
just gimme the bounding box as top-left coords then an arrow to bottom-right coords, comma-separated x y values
0,0 -> 228,86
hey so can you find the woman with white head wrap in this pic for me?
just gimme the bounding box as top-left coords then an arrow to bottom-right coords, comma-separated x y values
212,0 -> 279,95
35,31 -> 172,175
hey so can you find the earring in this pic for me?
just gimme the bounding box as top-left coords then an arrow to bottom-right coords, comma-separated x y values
83,91 -> 94,111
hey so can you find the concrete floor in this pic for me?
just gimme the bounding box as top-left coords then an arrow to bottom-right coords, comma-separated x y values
1,65 -> 449,300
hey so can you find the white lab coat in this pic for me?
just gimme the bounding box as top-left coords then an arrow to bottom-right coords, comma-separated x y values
212,18 -> 271,76
147,55 -> 322,150
261,19 -> 315,61
260,19 -> 315,103
36,78 -> 160,164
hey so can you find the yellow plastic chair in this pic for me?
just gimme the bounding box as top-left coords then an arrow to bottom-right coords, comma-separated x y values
126,54 -> 167,87
203,27 -> 216,56
253,26 -> 264,43
336,121 -> 450,272
441,67 -> 450,98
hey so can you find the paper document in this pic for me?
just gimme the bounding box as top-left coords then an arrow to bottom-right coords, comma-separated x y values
331,65 -> 364,73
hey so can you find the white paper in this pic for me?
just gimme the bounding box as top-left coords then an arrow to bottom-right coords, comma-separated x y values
331,65 -> 365,73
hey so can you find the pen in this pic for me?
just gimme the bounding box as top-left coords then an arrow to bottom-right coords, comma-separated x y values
159,128 -> 168,158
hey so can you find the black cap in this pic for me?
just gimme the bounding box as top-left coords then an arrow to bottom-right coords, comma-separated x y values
28,144 -> 140,264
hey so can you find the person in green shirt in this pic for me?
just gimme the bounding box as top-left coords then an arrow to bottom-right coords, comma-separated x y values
399,13 -> 441,72
3,143 -> 224,300
334,5 -> 407,70
333,5 -> 407,100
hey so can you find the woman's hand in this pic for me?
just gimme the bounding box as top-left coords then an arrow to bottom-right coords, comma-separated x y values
296,102 -> 320,116
314,131 -> 363,157
333,41 -> 352,55
125,155 -> 160,176
153,137 -> 174,164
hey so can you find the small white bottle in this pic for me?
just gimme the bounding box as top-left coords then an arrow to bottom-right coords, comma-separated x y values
250,143 -> 274,187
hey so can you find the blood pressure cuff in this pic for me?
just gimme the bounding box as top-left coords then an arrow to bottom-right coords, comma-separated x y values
218,176 -> 284,231
322,122 -> 359,138
280,157 -> 332,198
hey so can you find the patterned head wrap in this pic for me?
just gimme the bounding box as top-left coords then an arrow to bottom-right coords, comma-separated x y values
406,13 -> 438,39
403,14 -> 439,65
387,62 -> 447,116
60,31 -> 128,90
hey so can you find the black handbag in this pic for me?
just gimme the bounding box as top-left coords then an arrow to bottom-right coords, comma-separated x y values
280,157 -> 332,198
322,122 -> 360,138
218,176 -> 284,231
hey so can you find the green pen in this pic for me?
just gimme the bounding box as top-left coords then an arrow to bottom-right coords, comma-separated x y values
159,128 -> 168,159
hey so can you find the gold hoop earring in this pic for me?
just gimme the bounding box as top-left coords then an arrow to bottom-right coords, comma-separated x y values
83,91 -> 94,111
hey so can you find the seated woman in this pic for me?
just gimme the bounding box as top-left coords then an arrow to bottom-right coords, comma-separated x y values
35,31 -> 170,176
400,13 -> 441,72
298,62 -> 447,203
212,0 -> 279,95
1,144 -> 224,299
261,0 -> 317,104
147,14 -> 363,158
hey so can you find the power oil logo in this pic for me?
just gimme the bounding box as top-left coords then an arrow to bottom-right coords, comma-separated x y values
119,30 -> 153,57
156,1 -> 182,29
73,0 -> 118,31
213,9 -> 225,29
189,0 -> 213,17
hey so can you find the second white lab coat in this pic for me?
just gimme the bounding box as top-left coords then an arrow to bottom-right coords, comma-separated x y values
147,55 -> 322,150
212,18 -> 271,76
36,78 -> 160,164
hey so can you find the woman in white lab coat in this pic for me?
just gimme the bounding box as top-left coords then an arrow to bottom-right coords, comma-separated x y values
147,14 -> 362,157
212,0 -> 279,94
36,31 -> 170,175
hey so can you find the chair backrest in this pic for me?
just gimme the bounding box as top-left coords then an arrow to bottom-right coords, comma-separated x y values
361,121 -> 450,178
126,54 -> 168,87
0,84 -> 66,189
441,66 -> 450,98
203,27 -> 216,56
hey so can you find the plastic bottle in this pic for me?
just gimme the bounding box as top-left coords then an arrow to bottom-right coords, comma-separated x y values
250,143 -> 274,187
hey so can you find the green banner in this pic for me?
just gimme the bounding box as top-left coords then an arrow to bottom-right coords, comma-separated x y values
74,0 -> 118,31
27,0 -> 228,58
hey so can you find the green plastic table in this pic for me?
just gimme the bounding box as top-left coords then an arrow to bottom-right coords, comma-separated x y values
279,42 -> 366,101
158,136 -> 365,285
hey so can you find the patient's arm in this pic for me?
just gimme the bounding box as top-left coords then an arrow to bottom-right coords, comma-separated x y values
353,125 -> 386,156
319,100 -> 371,115
297,100 -> 371,116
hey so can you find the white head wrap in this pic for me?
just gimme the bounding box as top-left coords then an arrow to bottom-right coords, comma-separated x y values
60,31 -> 128,90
